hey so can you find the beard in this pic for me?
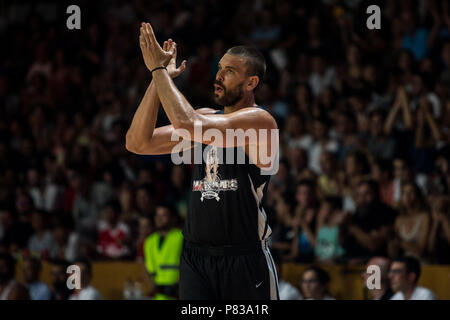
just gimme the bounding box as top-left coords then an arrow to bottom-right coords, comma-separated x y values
214,80 -> 245,107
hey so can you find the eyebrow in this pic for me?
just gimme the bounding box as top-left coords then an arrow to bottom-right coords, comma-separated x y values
218,63 -> 238,71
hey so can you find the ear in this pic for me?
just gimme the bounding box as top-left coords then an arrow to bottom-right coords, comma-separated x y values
246,76 -> 259,92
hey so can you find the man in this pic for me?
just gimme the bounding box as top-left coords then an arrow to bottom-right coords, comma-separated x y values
0,253 -> 29,300
22,256 -> 52,300
49,259 -> 72,300
68,259 -> 103,300
389,256 -> 437,300
143,205 -> 183,300
362,256 -> 393,300
126,23 -> 279,299
341,179 -> 398,263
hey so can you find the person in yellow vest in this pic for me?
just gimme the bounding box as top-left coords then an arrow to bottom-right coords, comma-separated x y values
143,204 -> 183,300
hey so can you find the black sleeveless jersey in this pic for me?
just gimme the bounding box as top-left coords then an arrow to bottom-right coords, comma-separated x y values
182,109 -> 273,246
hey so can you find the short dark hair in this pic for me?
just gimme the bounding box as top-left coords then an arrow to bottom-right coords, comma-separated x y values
226,46 -> 266,85
303,265 -> 331,286
393,256 -> 421,283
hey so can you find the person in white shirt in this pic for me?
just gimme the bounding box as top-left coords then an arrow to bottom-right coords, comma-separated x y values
69,259 -> 103,300
389,256 -> 437,300
272,252 -> 303,300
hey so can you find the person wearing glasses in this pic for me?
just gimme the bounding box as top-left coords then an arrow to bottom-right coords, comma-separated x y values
300,266 -> 335,300
388,256 -> 436,300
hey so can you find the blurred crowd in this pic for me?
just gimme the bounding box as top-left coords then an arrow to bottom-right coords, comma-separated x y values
0,0 -> 450,299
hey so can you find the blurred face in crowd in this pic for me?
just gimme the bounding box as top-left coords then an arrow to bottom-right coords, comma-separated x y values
319,152 -> 334,175
389,262 -> 415,293
401,11 -> 416,34
288,147 -> 306,170
31,211 -> 45,232
393,159 -> 407,180
53,226 -> 69,245
285,115 -> 303,137
16,193 -> 32,214
296,184 -> 315,208
345,154 -> 359,176
138,217 -> 152,239
154,206 -> 171,231
313,120 -> 327,140
370,114 -> 384,137
103,205 -> 119,226
136,189 -> 151,211
214,54 -> 255,107
363,257 -> 391,294
401,183 -> 417,210
51,264 -> 68,290
356,183 -> 376,206
27,168 -> 40,186
301,270 -> 325,299
22,259 -> 39,284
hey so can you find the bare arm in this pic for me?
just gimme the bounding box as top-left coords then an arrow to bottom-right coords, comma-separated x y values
139,23 -> 278,167
126,38 -> 188,155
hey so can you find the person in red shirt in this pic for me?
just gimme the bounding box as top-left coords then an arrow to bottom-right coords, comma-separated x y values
96,199 -> 131,259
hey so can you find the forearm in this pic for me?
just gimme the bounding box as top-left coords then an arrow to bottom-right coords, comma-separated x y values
126,81 -> 160,148
152,69 -> 197,129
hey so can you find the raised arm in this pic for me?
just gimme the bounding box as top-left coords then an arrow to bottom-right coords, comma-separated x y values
125,38 -> 187,155
139,23 -> 278,167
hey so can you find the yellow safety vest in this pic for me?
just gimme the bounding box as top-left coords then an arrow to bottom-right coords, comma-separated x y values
143,228 -> 183,286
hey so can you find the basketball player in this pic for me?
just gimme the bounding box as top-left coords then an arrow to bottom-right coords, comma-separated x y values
126,22 -> 279,299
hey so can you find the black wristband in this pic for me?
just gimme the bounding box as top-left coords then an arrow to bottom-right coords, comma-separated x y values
151,66 -> 167,74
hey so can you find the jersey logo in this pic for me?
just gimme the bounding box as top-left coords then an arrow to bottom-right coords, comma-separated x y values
192,146 -> 238,201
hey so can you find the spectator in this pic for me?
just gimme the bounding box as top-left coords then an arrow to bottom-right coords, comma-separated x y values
49,259 -> 72,300
51,218 -> 80,263
314,197 -> 346,263
69,259 -> 103,300
21,256 -> 52,300
389,256 -> 437,300
0,203 -> 33,253
341,179 -> 398,263
286,180 -> 318,263
362,256 -> 394,300
136,214 -> 152,261
96,199 -> 131,259
272,251 -> 302,300
300,266 -> 335,300
0,253 -> 30,300
389,181 -> 430,260
27,209 -> 56,260
143,204 -> 183,300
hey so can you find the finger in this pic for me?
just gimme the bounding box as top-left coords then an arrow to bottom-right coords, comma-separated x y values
178,60 -> 187,73
140,26 -> 149,48
163,41 -> 168,51
145,23 -> 159,47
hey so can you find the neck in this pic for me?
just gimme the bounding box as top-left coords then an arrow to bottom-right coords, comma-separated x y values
402,285 -> 416,300
370,286 -> 387,300
224,95 -> 256,114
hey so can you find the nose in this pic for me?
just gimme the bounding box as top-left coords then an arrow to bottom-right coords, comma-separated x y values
216,70 -> 224,83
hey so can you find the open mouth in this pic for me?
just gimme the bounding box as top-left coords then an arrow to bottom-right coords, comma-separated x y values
214,84 -> 224,94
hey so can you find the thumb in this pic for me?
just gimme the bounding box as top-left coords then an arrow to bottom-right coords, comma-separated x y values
179,60 -> 187,71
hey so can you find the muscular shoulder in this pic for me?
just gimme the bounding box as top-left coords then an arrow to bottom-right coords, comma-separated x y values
234,107 -> 278,130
